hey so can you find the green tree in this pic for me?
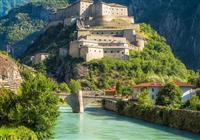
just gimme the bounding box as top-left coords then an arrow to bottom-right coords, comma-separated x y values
156,82 -> 182,108
186,95 -> 200,111
69,79 -> 81,94
136,90 -> 153,107
0,88 -> 17,124
59,82 -> 71,94
17,73 -> 59,139
34,62 -> 46,74
116,82 -> 123,96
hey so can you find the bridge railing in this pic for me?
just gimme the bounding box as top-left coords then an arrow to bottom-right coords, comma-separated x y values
82,90 -> 105,96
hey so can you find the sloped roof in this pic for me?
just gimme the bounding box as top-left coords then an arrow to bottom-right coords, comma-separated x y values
174,81 -> 195,87
134,81 -> 195,89
134,82 -> 164,89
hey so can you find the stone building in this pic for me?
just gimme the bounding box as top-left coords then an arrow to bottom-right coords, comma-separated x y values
0,54 -> 22,90
31,53 -> 49,64
132,82 -> 196,103
49,0 -> 144,61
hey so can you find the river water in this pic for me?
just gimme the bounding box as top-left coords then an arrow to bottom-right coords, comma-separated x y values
54,107 -> 200,140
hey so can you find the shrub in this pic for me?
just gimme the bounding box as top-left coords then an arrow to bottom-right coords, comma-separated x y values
69,79 -> 81,94
156,82 -> 182,108
0,88 -> 17,124
59,82 -> 71,93
136,90 -> 153,108
184,95 -> 200,111
0,126 -> 37,140
116,100 -> 127,114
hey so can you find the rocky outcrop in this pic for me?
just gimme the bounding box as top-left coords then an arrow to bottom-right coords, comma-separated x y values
128,0 -> 200,70
0,53 -> 22,90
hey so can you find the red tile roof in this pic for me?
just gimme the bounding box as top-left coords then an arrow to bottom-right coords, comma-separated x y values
105,87 -> 116,94
174,81 -> 195,87
134,81 -> 195,89
134,82 -> 164,89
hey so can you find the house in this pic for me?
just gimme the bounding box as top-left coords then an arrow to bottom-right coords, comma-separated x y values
31,53 -> 49,64
105,87 -> 116,96
132,81 -> 195,103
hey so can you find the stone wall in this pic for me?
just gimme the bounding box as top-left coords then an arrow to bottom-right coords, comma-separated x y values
103,100 -> 200,134
103,99 -> 117,112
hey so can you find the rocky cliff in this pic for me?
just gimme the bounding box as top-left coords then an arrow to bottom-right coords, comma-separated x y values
128,0 -> 200,70
0,53 -> 22,90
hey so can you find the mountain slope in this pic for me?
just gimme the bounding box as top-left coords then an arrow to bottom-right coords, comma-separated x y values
0,0 -> 68,17
0,1 -> 68,57
128,0 -> 200,70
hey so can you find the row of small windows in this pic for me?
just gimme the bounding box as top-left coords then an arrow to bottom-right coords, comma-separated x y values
91,32 -> 121,35
93,39 -> 121,42
90,49 -> 102,53
89,49 -> 125,54
104,51 -> 124,54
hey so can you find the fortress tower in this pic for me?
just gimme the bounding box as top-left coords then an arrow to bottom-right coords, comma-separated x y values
49,0 -> 144,61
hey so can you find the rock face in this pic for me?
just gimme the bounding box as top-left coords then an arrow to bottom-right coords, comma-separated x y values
128,0 -> 200,70
0,54 -> 22,90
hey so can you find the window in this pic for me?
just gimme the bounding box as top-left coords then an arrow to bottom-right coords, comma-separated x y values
122,52 -> 124,54
104,51 -> 107,53
152,88 -> 155,92
99,50 -> 101,53
94,50 -> 96,52
111,51 -> 113,53
117,51 -> 120,53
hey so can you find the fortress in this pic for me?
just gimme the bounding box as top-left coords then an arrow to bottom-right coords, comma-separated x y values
49,0 -> 144,61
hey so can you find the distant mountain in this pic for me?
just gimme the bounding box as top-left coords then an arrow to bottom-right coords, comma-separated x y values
0,0 -> 68,56
0,0 -> 68,17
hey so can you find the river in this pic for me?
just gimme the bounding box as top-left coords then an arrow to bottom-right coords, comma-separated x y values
54,107 -> 200,140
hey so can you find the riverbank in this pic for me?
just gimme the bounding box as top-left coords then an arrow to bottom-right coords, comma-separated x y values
103,99 -> 200,134
53,106 -> 200,140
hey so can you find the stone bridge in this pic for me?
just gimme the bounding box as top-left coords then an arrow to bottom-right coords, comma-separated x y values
58,90 -> 115,113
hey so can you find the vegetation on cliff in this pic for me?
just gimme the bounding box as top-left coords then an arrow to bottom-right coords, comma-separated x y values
82,24 -> 197,89
0,1 -> 68,56
24,23 -> 198,91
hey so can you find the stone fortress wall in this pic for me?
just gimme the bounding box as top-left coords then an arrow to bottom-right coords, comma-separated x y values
49,0 -> 145,62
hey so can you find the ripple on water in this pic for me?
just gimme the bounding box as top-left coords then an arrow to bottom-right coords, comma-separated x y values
53,107 -> 200,140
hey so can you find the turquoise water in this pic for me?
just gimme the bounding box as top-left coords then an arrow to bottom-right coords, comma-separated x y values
54,107 -> 200,140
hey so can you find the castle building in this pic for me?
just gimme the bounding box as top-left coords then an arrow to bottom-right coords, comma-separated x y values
50,0 -> 144,62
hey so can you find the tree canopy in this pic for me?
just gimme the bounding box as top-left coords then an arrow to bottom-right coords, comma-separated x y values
156,82 -> 182,108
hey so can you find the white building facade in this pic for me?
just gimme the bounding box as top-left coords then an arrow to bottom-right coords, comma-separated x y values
132,82 -> 195,103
